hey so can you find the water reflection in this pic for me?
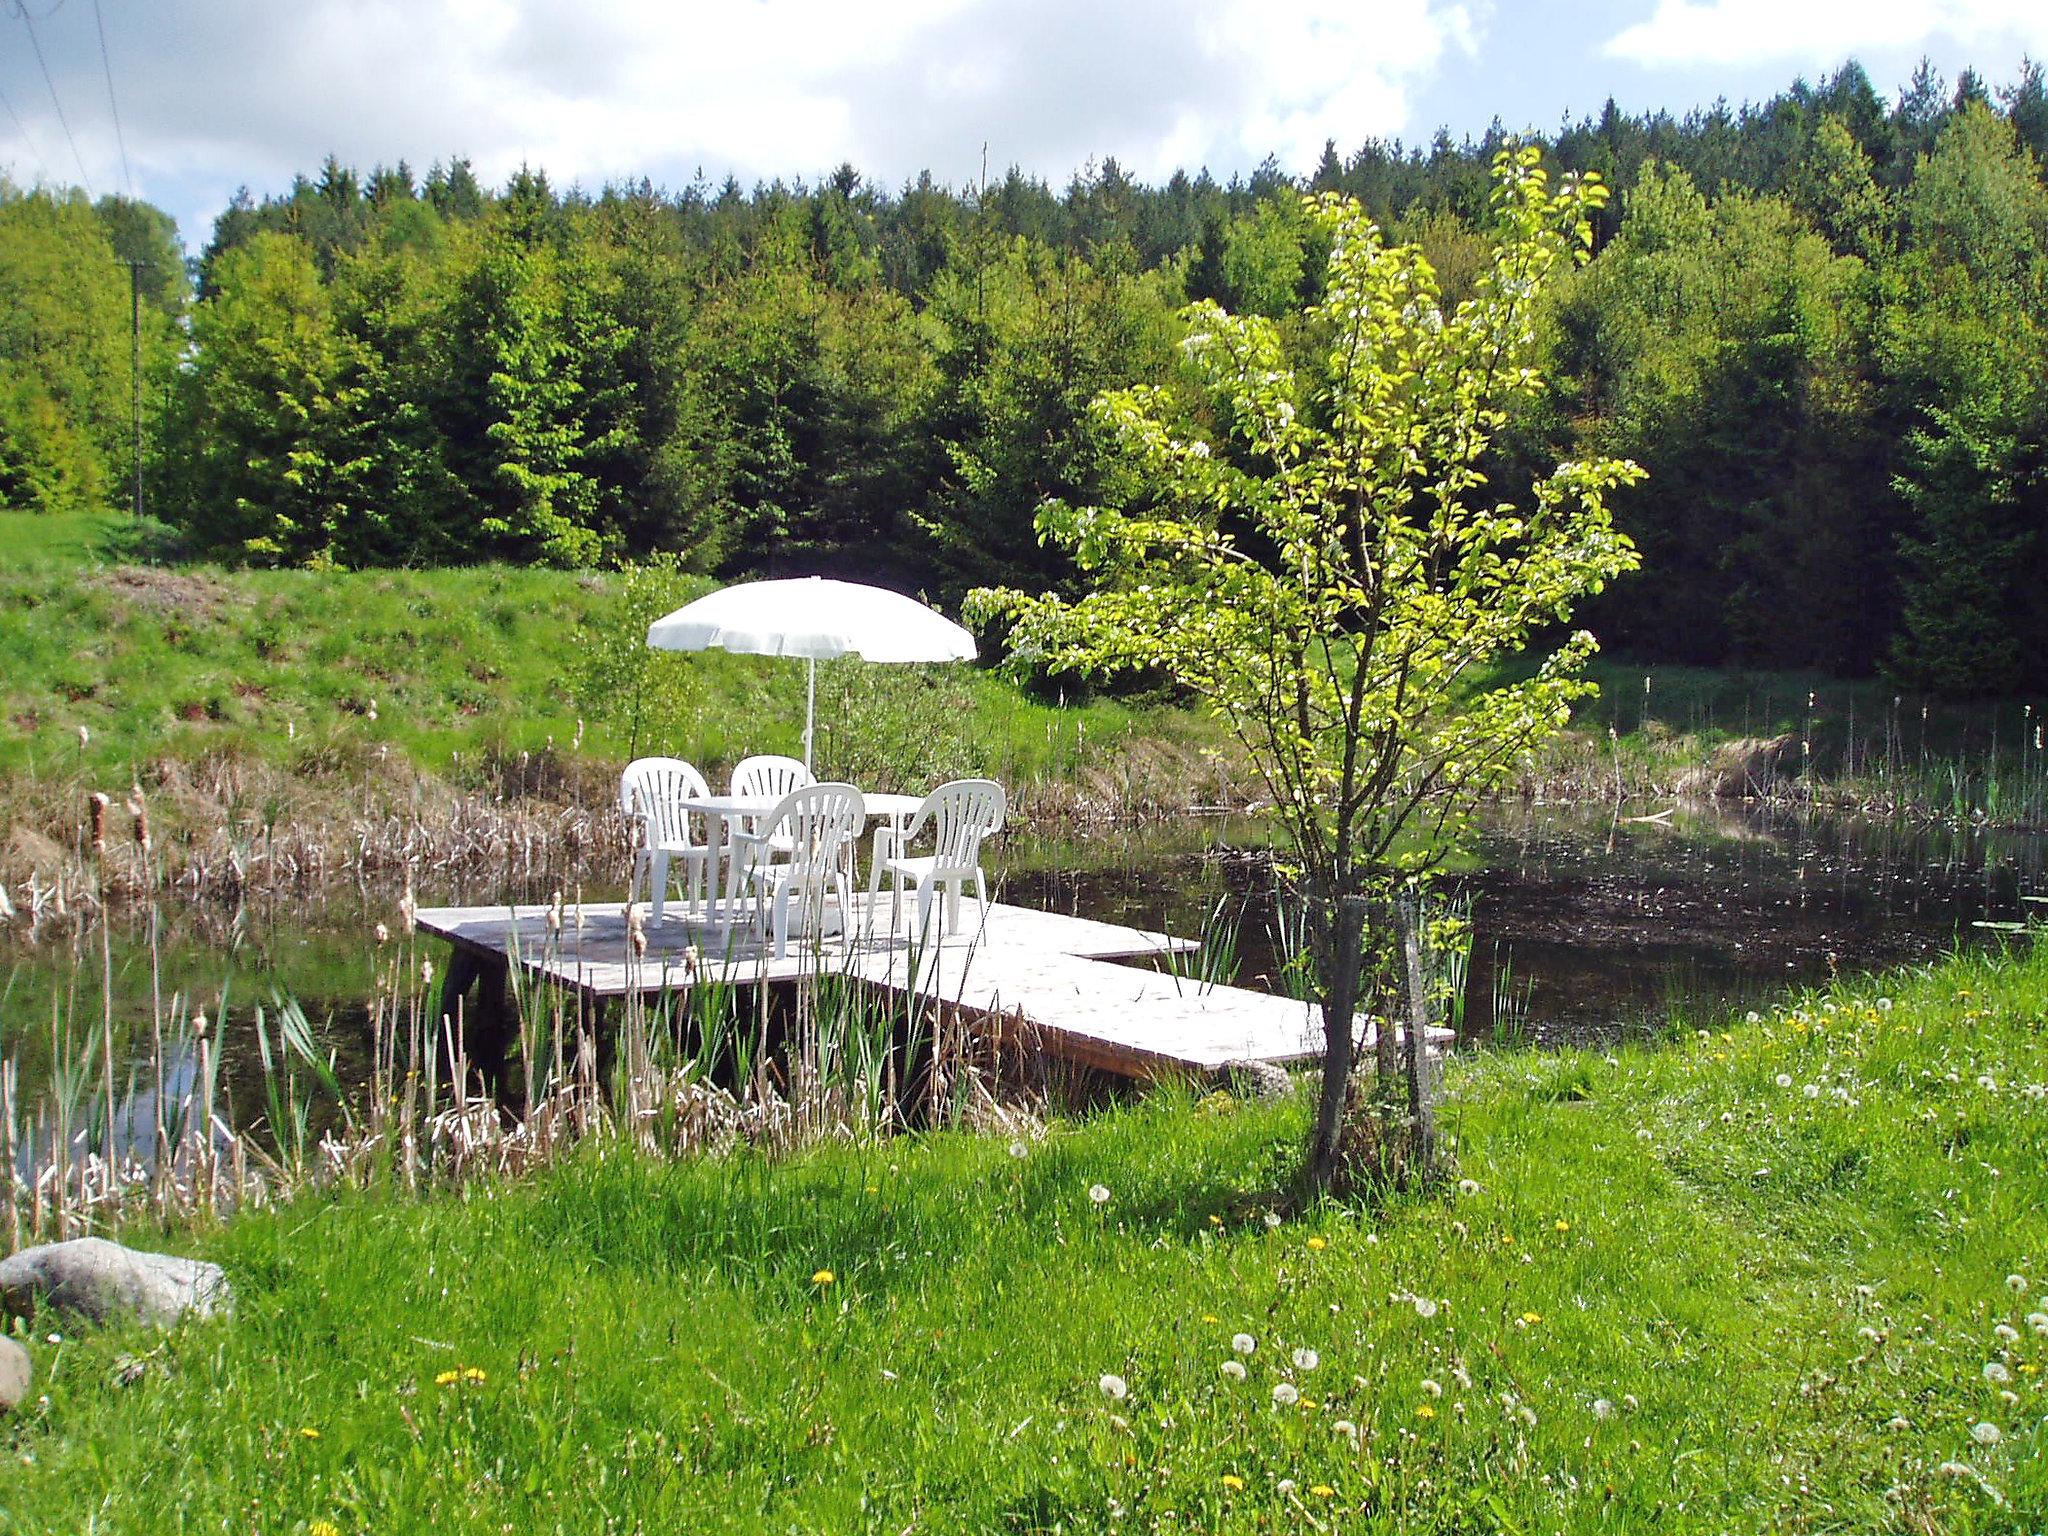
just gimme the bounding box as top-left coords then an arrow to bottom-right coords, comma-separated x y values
994,800 -> 2046,1045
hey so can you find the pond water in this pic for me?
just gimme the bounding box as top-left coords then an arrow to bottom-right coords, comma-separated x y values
4,800 -> 2043,1116
997,799 -> 2048,1046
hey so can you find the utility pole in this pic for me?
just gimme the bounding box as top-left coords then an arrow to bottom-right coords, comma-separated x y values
123,259 -> 148,520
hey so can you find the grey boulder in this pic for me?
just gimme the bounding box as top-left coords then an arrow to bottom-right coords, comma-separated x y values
0,1238 -> 233,1327
0,1335 -> 28,1413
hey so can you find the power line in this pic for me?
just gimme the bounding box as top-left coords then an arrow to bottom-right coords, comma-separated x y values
0,76 -> 53,180
13,0 -> 92,196
89,0 -> 128,196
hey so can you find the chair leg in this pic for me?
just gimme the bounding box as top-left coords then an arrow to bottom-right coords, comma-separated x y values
650,852 -> 669,924
915,878 -> 936,941
772,882 -> 792,960
945,877 -> 961,934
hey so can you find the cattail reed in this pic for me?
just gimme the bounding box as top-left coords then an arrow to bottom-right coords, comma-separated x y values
127,786 -> 152,856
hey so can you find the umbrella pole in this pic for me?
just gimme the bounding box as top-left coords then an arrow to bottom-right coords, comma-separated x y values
804,657 -> 816,773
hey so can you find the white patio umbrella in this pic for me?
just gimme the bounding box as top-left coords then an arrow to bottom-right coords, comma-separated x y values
645,577 -> 978,771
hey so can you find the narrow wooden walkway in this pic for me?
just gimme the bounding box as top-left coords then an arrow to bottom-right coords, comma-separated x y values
416,896 -> 1450,1079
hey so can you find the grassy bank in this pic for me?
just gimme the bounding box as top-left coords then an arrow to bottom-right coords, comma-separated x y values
1545,662 -> 2048,826
0,512 -> 1236,896
3,942 -> 2043,1531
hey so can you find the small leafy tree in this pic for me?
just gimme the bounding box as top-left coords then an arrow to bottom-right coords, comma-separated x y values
970,149 -> 1643,1193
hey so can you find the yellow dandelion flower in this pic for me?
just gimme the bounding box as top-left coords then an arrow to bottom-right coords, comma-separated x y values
1554,1219 -> 1571,1233
1202,1314 -> 1221,1324
812,1269 -> 836,1286
1299,1396 -> 1318,1409
1221,1474 -> 1246,1491
1209,1213 -> 1223,1226
1500,1233 -> 1515,1245
1416,1402 -> 1436,1419
299,1426 -> 321,1439
434,1369 -> 459,1386
1311,1484 -> 1335,1498
1307,1236 -> 1329,1251
309,1523 -> 342,1536
1521,1311 -> 1543,1326
463,1366 -> 487,1384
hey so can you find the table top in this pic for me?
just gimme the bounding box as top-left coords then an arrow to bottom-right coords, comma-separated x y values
677,791 -> 925,820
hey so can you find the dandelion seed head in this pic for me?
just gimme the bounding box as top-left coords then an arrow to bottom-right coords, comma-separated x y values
1592,1398 -> 1615,1420
2005,1274 -> 2029,1295
1088,1183 -> 1112,1205
1971,1421 -> 2002,1446
1421,1378 -> 1443,1398
1292,1347 -> 1319,1371
1983,1362 -> 2011,1383
1413,1295 -> 1439,1319
1994,1323 -> 2019,1344
1220,1359 -> 1247,1380
1099,1373 -> 1128,1401
1272,1382 -> 1300,1406
1232,1333 -> 1257,1355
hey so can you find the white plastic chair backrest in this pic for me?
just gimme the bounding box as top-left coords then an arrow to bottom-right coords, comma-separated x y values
621,757 -> 710,847
913,779 -> 1006,875
761,783 -> 865,882
731,754 -> 813,803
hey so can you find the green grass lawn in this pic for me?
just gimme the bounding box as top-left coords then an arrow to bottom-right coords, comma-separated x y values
0,510 -> 1228,839
3,943 -> 2043,1532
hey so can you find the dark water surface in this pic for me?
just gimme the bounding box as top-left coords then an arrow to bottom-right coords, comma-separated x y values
4,802 -> 2043,1095
995,800 -> 2048,1045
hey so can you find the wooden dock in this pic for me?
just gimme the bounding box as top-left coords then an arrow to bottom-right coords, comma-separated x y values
417,896 -> 1451,1079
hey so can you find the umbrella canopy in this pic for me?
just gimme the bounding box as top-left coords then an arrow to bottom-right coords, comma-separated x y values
646,577 -> 977,769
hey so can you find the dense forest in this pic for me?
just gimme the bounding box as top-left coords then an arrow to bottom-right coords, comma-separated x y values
3,59 -> 2047,693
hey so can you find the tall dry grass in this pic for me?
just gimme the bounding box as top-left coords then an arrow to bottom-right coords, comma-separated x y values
2,874 -> 1049,1245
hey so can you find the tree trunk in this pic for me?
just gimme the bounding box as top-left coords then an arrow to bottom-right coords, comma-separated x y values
1397,894 -> 1440,1179
1305,893 -> 1369,1195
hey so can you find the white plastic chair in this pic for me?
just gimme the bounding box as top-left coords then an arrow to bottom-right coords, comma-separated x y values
869,779 -> 1006,939
729,783 -> 866,959
620,757 -> 712,923
730,754 -> 815,849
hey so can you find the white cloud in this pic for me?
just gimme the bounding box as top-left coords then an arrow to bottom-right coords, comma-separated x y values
0,0 -> 1481,245
1606,0 -> 2048,69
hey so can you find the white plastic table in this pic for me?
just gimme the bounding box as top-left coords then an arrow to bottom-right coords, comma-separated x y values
666,793 -> 776,930
667,791 -> 928,934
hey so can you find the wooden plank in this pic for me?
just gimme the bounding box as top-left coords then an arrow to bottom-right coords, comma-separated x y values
851,944 -> 1451,1077
412,897 -> 1447,1077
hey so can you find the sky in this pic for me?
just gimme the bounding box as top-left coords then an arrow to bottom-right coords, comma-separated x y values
4,0 -> 2048,253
